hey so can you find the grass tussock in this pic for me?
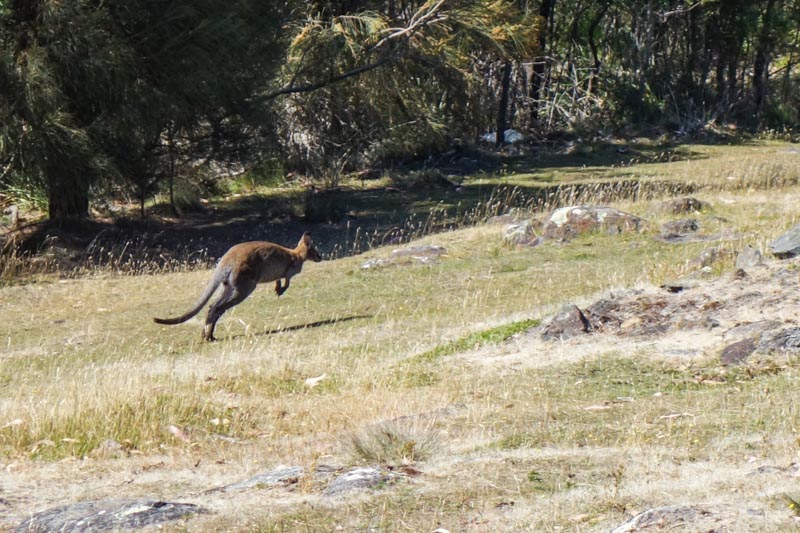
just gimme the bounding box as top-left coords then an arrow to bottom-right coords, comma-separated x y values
348,420 -> 439,466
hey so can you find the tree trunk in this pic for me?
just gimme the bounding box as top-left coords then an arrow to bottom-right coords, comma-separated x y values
496,60 -> 513,148
753,0 -> 779,126
586,5 -> 609,95
47,172 -> 90,220
530,0 -> 556,125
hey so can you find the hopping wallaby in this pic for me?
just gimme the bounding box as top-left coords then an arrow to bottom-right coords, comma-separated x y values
154,232 -> 322,341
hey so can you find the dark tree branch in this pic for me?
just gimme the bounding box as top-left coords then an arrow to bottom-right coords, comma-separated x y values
257,53 -> 399,101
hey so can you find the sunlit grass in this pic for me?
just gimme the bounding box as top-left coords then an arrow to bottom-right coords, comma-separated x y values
2,140 -> 800,530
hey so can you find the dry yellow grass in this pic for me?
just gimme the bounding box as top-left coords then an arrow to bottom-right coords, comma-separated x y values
2,140 -> 800,530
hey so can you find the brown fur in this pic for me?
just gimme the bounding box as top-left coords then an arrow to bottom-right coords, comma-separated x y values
154,232 -> 322,341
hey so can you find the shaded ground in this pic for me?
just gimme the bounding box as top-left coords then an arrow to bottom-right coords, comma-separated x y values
1,140 -> 707,278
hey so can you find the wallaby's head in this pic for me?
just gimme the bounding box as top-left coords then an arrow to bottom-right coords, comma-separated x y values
299,232 -> 323,262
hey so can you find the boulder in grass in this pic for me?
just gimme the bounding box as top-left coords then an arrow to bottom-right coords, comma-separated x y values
16,499 -> 206,532
663,197 -> 709,214
323,467 -> 395,496
769,223 -> 800,258
543,206 -> 644,240
503,220 -> 543,247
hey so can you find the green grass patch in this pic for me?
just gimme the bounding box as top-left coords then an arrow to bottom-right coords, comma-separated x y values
411,318 -> 541,365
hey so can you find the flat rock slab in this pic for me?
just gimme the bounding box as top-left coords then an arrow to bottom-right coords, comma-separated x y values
610,505 -> 698,532
16,499 -> 206,532
323,467 -> 395,496
215,465 -> 305,493
720,338 -> 756,365
769,222 -> 800,258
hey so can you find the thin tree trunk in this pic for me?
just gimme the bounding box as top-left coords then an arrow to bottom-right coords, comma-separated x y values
586,5 -> 609,95
753,0 -> 779,126
530,0 -> 556,125
496,60 -> 513,147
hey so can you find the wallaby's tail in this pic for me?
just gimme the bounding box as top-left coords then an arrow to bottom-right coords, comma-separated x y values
153,267 -> 228,325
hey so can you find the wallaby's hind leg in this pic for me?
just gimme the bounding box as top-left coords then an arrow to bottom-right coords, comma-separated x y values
203,278 -> 257,341
274,277 -> 290,296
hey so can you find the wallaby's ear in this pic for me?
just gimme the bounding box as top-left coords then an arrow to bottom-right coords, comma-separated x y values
302,232 -> 312,245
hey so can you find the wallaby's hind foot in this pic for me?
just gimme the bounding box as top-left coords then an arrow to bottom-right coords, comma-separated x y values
275,279 -> 287,296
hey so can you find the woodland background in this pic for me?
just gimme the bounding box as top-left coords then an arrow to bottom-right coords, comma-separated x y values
0,0 -> 797,221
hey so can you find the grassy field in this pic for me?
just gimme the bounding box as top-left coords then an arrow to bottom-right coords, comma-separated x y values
2,139 -> 800,530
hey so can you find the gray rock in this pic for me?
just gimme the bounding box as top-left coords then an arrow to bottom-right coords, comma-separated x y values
733,268 -> 749,280
735,245 -> 763,270
610,505 -> 698,532
757,327 -> 800,354
541,304 -> 592,341
720,338 -> 756,365
660,218 -> 699,235
323,467 -> 394,496
724,320 -> 782,340
16,499 -> 205,532
660,279 -> 699,293
769,223 -> 800,258
216,466 -> 304,492
654,232 -> 736,244
542,206 -> 644,240
663,197 -> 709,214
503,220 -> 542,247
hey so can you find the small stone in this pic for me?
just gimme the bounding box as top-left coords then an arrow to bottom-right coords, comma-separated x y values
660,218 -> 699,235
323,467 -> 394,496
720,338 -> 756,365
503,220 -> 542,247
660,279 -> 698,293
541,305 -> 592,341
610,505 -> 698,533
735,245 -> 763,270
663,197 -> 709,214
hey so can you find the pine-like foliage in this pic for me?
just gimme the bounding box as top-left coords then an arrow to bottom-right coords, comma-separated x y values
272,0 -> 539,181
0,0 -> 286,219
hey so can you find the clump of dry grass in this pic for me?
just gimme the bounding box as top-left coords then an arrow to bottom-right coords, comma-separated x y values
348,420 -> 439,466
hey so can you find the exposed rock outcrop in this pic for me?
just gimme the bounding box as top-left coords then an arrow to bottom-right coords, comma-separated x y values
769,223 -> 800,258
16,499 -> 206,533
543,205 -> 645,240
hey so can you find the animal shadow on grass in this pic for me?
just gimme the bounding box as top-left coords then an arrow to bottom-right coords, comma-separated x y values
228,314 -> 372,340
